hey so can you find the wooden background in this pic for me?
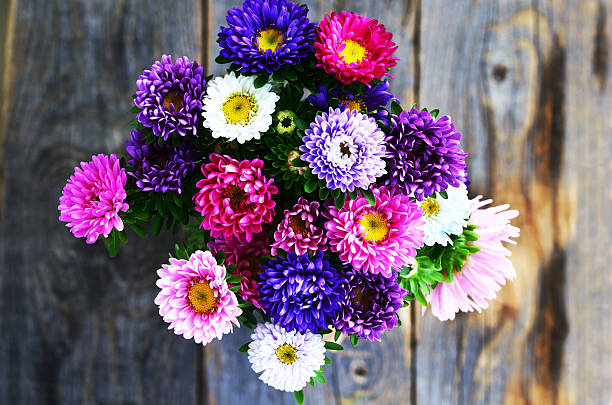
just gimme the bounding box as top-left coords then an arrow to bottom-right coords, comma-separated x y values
1,0 -> 610,404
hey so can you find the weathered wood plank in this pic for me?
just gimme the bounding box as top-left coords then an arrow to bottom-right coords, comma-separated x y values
0,1 -> 203,404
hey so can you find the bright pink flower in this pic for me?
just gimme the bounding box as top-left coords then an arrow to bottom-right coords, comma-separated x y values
271,197 -> 327,256
154,250 -> 242,344
208,232 -> 271,309
193,153 -> 278,242
58,154 -> 129,244
314,11 -> 398,85
325,186 -> 424,276
425,197 -> 520,321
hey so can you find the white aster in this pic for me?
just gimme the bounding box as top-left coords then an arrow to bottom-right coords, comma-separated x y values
202,71 -> 279,144
419,184 -> 471,246
248,322 -> 326,392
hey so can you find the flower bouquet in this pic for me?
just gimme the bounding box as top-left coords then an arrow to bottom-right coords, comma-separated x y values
58,0 -> 520,402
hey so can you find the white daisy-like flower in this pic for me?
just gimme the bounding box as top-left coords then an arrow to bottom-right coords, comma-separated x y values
202,71 -> 279,144
419,184 -> 471,246
248,322 -> 326,392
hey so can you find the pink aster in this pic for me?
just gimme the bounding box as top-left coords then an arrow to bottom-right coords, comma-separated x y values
425,197 -> 520,321
271,197 -> 327,256
58,154 -> 129,244
314,11 -> 398,85
208,232 -> 271,309
193,153 -> 278,242
154,250 -> 242,344
325,186 -> 425,276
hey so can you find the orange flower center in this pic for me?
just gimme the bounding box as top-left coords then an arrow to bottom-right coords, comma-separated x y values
187,281 -> 218,314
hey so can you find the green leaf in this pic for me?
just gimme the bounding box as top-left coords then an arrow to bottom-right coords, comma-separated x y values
350,333 -> 359,347
254,74 -> 269,88
291,157 -> 309,167
324,356 -> 332,365
361,188 -> 376,205
391,100 -> 403,115
294,390 -> 304,405
238,342 -> 251,353
294,118 -> 308,130
324,341 -> 344,351
117,230 -> 128,244
334,192 -> 346,210
226,274 -> 243,284
215,249 -> 226,265
128,223 -> 148,238
215,55 -> 233,64
153,215 -> 163,235
334,330 -> 342,341
284,69 -> 298,81
430,108 -> 440,118
348,189 -> 358,200
130,105 -> 141,114
304,178 -> 318,194
314,371 -> 326,384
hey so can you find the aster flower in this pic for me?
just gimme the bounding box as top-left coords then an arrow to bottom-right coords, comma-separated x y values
208,232 -> 271,309
218,0 -> 316,74
58,154 -> 129,244
385,108 -> 468,201
300,108 -> 387,192
275,110 -> 297,135
248,322 -> 326,392
325,186 -> 425,277
135,55 -> 206,140
271,197 -> 327,256
125,130 -> 198,194
259,252 -> 344,334
424,196 -> 520,321
419,184 -> 471,246
263,134 -> 308,193
154,250 -> 242,344
307,80 -> 397,118
314,11 -> 398,84
334,266 -> 406,341
194,153 -> 277,242
202,72 -> 279,144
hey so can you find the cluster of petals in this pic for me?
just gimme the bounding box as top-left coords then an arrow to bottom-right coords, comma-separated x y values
271,197 -> 327,256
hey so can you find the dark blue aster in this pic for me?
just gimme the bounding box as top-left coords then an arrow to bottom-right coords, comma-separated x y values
218,0 -> 317,74
259,252 -> 344,334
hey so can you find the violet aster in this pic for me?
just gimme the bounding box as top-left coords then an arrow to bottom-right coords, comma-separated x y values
385,108 -> 468,200
300,108 -> 387,192
135,55 -> 206,140
270,197 -> 327,256
334,266 -> 407,341
125,130 -> 198,194
218,0 -> 316,74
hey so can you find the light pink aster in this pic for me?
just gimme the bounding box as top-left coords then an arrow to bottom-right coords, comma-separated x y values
425,196 -> 520,321
193,153 -> 278,242
58,154 -> 129,244
325,186 -> 425,276
208,232 -> 271,309
154,250 -> 242,344
314,11 -> 398,84
271,197 -> 327,256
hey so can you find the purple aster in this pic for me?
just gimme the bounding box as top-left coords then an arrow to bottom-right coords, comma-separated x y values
333,266 -> 407,342
385,108 -> 468,200
259,252 -> 344,334
218,0 -> 317,74
125,130 -> 198,194
300,108 -> 387,192
135,55 -> 206,140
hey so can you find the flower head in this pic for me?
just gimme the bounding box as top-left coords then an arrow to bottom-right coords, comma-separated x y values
194,153 -> 278,242
135,55 -> 206,140
275,110 -> 298,135
259,252 -> 344,334
202,72 -> 279,144
154,250 -> 242,344
314,11 -> 398,84
58,154 -> 129,244
125,130 -> 198,194
419,184 -> 471,246
248,322 -> 326,392
300,108 -> 387,192
325,186 -> 425,276
334,266 -> 406,341
385,108 -> 468,200
424,197 -> 520,321
271,197 -> 327,256
219,0 -> 316,74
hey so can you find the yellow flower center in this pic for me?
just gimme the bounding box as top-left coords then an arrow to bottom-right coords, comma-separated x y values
226,185 -> 248,210
257,28 -> 284,53
222,93 -> 255,125
339,40 -> 367,65
421,197 -> 441,217
163,90 -> 184,110
360,213 -> 390,243
187,281 -> 218,314
276,343 -> 298,365
340,96 -> 366,112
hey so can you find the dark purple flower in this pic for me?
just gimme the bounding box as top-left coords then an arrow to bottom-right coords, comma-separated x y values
218,0 -> 317,74
125,130 -> 198,194
135,55 -> 206,140
333,266 -> 406,342
385,108 -> 468,200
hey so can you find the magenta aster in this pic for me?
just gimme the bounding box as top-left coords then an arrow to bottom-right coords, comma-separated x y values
325,186 -> 425,277
314,11 -> 398,84
271,197 -> 327,256
154,250 -> 242,344
58,154 -> 129,244
424,197 -> 520,321
193,153 -> 278,242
